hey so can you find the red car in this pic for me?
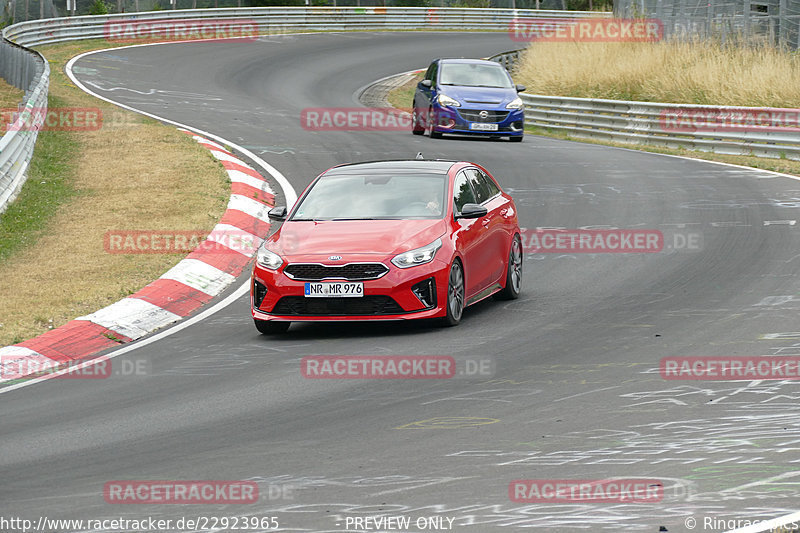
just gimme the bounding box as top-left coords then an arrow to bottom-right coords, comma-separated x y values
250,159 -> 522,334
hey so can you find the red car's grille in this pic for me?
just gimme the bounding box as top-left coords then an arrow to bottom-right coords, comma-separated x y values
271,296 -> 404,316
283,263 -> 389,281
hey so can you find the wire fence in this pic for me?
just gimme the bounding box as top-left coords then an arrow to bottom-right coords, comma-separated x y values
614,0 -> 800,49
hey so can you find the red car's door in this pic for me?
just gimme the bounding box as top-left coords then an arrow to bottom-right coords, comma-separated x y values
452,170 -> 494,300
463,168 -> 510,292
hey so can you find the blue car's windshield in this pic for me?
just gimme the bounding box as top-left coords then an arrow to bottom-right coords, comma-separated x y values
291,173 -> 447,221
439,63 -> 513,88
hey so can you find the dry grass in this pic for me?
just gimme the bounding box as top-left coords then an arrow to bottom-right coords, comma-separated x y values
514,40 -> 800,107
0,40 -> 229,346
0,78 -> 24,111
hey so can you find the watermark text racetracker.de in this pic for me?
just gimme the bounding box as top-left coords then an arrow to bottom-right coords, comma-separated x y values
301,355 -> 495,380
520,228 -> 703,254
0,355 -> 148,381
1,107 -> 102,132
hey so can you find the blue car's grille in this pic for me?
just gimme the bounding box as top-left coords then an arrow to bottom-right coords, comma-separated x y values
459,109 -> 510,123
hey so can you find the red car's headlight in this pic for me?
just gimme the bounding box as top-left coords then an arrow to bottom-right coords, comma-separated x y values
256,246 -> 283,270
391,238 -> 442,269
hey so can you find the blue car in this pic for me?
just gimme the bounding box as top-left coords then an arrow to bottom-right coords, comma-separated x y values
412,58 -> 526,142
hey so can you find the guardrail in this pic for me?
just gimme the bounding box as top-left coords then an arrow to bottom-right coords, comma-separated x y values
490,49 -> 800,161
0,39 -> 48,213
4,7 -> 603,47
0,8 -> 603,213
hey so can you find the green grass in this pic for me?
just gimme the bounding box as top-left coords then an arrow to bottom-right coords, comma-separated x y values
0,95 -> 81,264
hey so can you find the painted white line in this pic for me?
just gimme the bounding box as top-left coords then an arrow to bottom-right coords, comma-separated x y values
723,510 -> 800,533
160,258 -> 236,296
78,298 -> 182,340
0,44 -> 298,395
0,282 -> 251,394
65,45 -> 298,207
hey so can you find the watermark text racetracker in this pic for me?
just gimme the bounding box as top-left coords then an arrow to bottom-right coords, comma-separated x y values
104,18 -> 261,43
301,107 -> 413,132
661,356 -> 800,381
104,229 -> 259,255
509,17 -> 663,42
661,107 -> 800,133
509,479 -> 663,503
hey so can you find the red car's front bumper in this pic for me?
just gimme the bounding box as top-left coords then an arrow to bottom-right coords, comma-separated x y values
251,257 -> 451,322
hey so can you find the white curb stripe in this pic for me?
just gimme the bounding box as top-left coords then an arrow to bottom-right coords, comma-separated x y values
228,194 -> 274,220
79,298 -> 182,341
0,347 -> 58,384
159,258 -> 236,296
209,150 -> 247,165
204,223 -> 262,258
227,169 -> 274,192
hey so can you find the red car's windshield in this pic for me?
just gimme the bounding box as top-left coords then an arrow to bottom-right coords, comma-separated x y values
291,173 -> 448,221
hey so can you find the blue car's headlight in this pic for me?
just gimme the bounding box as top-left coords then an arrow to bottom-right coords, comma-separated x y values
392,238 -> 442,269
506,97 -> 524,110
437,94 -> 461,108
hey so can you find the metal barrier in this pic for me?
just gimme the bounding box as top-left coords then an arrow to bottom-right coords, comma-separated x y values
0,39 -> 48,213
0,7 -> 603,213
4,7 -> 602,47
489,49 -> 800,161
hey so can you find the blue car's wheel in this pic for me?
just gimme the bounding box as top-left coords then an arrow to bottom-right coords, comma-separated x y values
428,108 -> 443,139
412,102 -> 425,135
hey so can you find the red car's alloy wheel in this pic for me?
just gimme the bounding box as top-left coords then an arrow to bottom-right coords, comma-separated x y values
444,260 -> 465,326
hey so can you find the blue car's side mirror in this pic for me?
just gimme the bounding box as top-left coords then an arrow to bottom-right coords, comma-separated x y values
420,79 -> 432,88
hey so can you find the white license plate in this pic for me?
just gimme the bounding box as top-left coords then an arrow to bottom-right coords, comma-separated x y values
470,123 -> 499,131
304,282 -> 363,298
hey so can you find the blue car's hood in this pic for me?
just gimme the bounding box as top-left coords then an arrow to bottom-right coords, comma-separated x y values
439,85 -> 518,108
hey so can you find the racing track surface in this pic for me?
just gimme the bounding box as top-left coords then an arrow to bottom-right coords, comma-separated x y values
2,32 -> 800,532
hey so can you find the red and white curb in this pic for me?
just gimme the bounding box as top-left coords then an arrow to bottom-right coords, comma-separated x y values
0,129 -> 274,383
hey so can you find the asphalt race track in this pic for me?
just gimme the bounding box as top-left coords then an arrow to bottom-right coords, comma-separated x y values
2,32 -> 800,532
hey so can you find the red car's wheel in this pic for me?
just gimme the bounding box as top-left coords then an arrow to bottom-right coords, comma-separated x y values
495,234 -> 522,300
441,259 -> 464,326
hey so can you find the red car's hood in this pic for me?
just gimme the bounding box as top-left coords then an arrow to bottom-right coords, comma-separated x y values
269,219 -> 447,258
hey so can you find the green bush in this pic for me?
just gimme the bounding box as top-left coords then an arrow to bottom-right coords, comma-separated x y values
88,0 -> 109,14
